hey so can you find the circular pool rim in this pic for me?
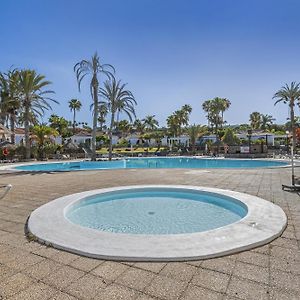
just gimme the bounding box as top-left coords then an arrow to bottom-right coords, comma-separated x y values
27,185 -> 287,261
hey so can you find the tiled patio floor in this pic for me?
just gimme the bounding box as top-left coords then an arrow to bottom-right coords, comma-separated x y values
0,166 -> 299,299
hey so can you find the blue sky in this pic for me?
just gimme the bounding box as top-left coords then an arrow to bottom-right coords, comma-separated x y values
1,0 -> 300,127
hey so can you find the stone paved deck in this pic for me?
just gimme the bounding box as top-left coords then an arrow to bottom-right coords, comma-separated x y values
0,166 -> 299,300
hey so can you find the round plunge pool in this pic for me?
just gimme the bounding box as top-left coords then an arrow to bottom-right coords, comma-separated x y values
28,185 -> 287,261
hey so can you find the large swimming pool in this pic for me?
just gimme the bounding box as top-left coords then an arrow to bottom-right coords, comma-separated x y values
15,157 -> 287,171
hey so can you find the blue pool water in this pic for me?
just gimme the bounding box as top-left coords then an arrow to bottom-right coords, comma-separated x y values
66,188 -> 248,234
15,157 -> 287,171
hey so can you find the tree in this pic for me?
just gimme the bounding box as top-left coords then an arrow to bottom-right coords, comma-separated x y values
31,124 -> 58,160
48,114 -> 70,144
0,69 -> 20,144
118,120 -> 132,137
186,124 -> 208,154
249,112 -> 261,129
74,52 -> 114,160
133,119 -> 145,134
222,128 -> 240,145
261,114 -> 275,131
142,115 -> 159,131
18,70 -> 57,159
202,98 -> 229,132
98,103 -> 108,132
100,75 -> 137,160
167,105 -> 192,136
273,82 -> 300,150
68,99 -> 82,134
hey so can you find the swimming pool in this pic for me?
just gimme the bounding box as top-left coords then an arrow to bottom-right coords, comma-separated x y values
15,157 -> 287,171
66,188 -> 248,234
28,185 -> 287,261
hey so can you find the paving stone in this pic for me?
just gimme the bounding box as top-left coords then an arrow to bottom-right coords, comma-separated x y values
145,274 -> 187,300
115,267 -> 155,291
180,284 -> 223,300
237,251 -> 269,267
233,262 -> 269,284
91,261 -> 129,281
201,257 -> 236,274
96,283 -> 138,300
160,263 -> 198,282
68,256 -> 103,272
49,291 -> 78,300
63,273 -> 107,299
22,259 -> 63,280
269,288 -> 300,300
9,282 -> 57,300
0,272 -> 35,298
270,245 -> 300,261
227,276 -> 269,300
42,265 -> 85,289
270,269 -> 300,292
134,262 -> 167,273
270,256 -> 300,275
191,268 -> 230,293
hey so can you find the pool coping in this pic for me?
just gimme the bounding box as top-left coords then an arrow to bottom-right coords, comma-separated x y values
27,185 -> 287,261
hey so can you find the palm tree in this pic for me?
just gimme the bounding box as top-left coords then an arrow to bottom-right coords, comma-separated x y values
98,103 -> 108,132
68,99 -> 82,134
0,70 -> 20,144
133,119 -> 145,134
142,115 -> 159,131
219,98 -> 231,126
100,75 -> 137,160
187,124 -> 208,154
261,114 -> 275,131
274,82 -> 300,150
31,124 -> 58,160
74,52 -> 114,161
249,112 -> 261,130
18,70 -> 57,159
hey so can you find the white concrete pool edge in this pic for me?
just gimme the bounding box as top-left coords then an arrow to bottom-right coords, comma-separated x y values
27,185 -> 287,261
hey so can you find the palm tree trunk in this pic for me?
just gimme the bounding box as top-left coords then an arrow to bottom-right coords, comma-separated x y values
290,101 -> 296,151
73,109 -> 76,135
24,103 -> 30,159
9,114 -> 15,144
91,83 -> 98,161
108,112 -> 115,161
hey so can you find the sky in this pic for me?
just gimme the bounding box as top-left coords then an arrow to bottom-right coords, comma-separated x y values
1,0 -> 300,127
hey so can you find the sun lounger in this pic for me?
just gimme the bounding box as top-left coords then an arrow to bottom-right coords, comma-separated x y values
282,184 -> 300,191
0,184 -> 12,200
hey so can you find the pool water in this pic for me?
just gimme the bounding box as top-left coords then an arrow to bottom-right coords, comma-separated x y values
66,188 -> 248,234
15,157 -> 287,171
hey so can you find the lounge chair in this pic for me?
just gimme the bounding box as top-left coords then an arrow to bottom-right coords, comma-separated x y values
0,184 -> 12,200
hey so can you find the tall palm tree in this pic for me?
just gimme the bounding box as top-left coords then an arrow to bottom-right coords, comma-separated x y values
142,115 -> 159,131
68,99 -> 82,134
74,52 -> 114,161
100,75 -> 137,160
0,70 -> 20,144
18,70 -> 57,159
273,82 -> 300,150
219,98 -> 231,126
249,112 -> 261,130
